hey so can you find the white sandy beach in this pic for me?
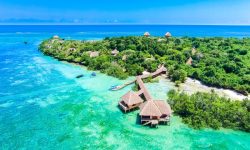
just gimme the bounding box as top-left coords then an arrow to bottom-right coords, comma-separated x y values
178,77 -> 249,101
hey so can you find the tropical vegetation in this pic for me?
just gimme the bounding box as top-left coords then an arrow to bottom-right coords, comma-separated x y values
39,36 -> 250,95
168,90 -> 250,132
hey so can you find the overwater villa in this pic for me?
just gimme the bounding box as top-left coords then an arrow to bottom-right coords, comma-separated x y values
140,100 -> 171,127
119,91 -> 144,113
117,65 -> 172,127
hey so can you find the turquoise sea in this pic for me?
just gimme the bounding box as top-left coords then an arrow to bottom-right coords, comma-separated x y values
0,25 -> 250,149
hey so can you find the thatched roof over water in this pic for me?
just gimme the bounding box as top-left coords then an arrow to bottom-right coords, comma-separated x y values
139,100 -> 162,116
139,100 -> 171,117
121,91 -> 144,106
154,100 -> 172,116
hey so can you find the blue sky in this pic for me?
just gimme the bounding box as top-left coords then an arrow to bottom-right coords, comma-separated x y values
0,0 -> 250,25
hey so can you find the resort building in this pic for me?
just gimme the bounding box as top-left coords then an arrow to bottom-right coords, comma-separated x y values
186,57 -> 193,65
53,35 -> 59,39
165,32 -> 172,38
119,91 -> 144,112
117,65 -> 171,127
89,51 -> 99,57
111,48 -> 119,56
139,100 -> 171,126
144,32 -> 150,37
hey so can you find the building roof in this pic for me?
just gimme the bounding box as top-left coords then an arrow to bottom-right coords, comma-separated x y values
111,48 -> 119,55
53,35 -> 59,39
140,100 -> 172,116
121,91 -> 144,106
144,32 -> 150,37
165,32 -> 172,37
154,100 -> 172,116
186,57 -> 193,65
139,100 -> 162,116
89,51 -> 99,57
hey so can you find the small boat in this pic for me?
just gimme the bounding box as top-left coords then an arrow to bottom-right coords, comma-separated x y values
109,85 -> 118,91
91,72 -> 96,76
76,74 -> 84,78
24,41 -> 28,44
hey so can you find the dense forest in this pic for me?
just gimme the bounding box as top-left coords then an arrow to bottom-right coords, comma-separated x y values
39,36 -> 250,95
168,90 -> 250,132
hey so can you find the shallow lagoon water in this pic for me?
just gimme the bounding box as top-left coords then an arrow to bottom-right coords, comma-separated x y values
0,26 -> 250,149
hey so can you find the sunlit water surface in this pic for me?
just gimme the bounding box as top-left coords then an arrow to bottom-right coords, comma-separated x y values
0,25 -> 250,149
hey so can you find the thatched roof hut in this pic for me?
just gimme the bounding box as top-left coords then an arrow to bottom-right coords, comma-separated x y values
144,32 -> 150,37
89,51 -> 99,57
186,57 -> 193,65
165,32 -> 171,38
139,100 -> 162,117
53,35 -> 59,39
139,100 -> 171,117
121,91 -> 144,106
111,48 -> 119,56
119,91 -> 144,112
154,100 -> 172,116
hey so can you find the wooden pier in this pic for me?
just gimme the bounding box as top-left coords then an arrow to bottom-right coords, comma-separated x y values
117,65 -> 172,127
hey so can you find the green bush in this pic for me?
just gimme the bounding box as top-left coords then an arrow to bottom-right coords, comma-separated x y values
168,90 -> 250,132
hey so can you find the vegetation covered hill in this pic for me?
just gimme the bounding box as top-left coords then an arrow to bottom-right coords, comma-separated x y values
168,90 -> 250,132
39,36 -> 250,95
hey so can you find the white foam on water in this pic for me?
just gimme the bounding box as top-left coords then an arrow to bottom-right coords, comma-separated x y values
27,65 -> 35,69
38,98 -> 57,108
0,67 -> 9,70
0,101 -> 14,108
26,96 -> 58,108
10,79 -> 27,86
3,59 -> 12,64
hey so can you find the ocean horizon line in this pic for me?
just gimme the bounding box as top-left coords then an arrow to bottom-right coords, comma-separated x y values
0,24 -> 250,26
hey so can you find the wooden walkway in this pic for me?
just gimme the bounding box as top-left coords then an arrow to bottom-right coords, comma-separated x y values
136,76 -> 152,101
117,65 -> 171,127
111,79 -> 136,91
111,65 -> 167,91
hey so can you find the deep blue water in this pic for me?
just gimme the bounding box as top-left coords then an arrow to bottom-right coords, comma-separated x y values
1,25 -> 250,38
0,25 -> 250,149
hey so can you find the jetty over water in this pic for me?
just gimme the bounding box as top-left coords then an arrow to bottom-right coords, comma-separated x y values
118,65 -> 172,127
112,65 -> 168,91
135,76 -> 152,101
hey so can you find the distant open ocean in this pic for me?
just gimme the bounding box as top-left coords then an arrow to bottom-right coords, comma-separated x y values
1,25 -> 250,38
0,25 -> 250,149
